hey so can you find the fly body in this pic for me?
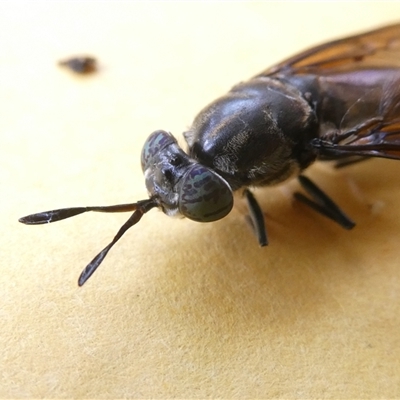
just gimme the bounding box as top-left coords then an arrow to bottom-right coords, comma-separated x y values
184,77 -> 319,189
20,24 -> 400,285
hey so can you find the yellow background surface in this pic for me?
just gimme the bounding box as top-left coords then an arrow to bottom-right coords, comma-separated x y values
2,2 -> 400,398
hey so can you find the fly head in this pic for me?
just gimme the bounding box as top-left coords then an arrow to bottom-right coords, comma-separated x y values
141,130 -> 234,222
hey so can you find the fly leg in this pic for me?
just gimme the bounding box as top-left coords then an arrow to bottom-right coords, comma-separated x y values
294,175 -> 355,230
243,189 -> 268,246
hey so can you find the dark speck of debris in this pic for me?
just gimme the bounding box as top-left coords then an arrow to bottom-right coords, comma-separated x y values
58,56 -> 98,74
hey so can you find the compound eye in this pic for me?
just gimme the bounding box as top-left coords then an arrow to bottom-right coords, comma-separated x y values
178,164 -> 233,222
141,130 -> 177,171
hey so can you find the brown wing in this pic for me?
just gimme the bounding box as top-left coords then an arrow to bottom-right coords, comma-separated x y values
260,23 -> 400,160
313,80 -> 400,160
313,129 -> 400,160
262,23 -> 400,76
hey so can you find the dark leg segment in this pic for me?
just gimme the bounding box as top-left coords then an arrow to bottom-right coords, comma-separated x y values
244,189 -> 268,246
295,175 -> 355,230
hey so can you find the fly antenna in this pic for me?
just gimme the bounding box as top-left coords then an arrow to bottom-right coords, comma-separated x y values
18,200 -> 155,225
78,200 -> 157,286
19,199 -> 158,285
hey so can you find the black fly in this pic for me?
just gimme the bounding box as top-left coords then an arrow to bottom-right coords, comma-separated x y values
20,24 -> 400,285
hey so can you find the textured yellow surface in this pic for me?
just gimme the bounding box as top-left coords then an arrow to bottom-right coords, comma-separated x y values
2,2 -> 400,398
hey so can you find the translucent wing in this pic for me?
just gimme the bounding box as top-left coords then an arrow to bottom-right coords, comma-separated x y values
261,23 -> 400,76
315,67 -> 400,160
259,23 -> 400,160
313,80 -> 400,161
312,123 -> 400,161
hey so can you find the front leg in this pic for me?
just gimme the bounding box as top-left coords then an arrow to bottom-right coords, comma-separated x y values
243,189 -> 268,246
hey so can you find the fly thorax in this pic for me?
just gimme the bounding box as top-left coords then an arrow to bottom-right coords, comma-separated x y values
185,77 -> 318,189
